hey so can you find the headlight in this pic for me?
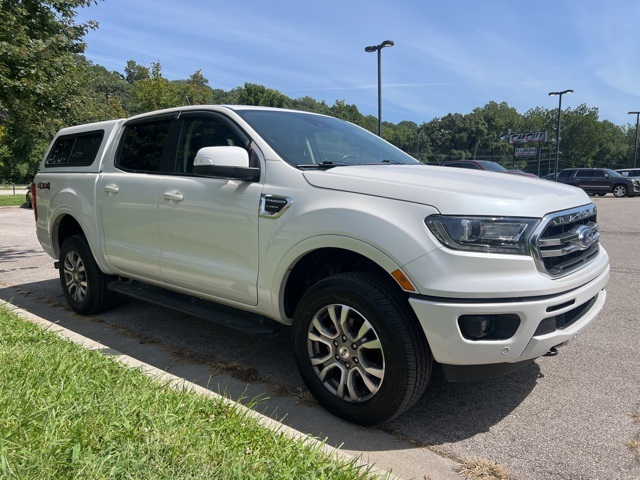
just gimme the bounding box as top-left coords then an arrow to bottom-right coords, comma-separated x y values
425,215 -> 539,255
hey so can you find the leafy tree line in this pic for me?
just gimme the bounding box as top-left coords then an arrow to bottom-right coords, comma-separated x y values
1,1 -> 637,183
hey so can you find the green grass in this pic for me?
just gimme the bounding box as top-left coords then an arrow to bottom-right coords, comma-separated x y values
0,305 -> 378,479
0,195 -> 27,207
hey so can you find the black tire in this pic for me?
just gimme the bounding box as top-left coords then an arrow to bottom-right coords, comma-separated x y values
612,184 -> 628,197
292,272 -> 432,425
59,235 -> 118,315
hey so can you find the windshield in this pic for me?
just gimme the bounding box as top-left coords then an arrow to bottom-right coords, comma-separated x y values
236,109 -> 420,168
606,169 -> 622,177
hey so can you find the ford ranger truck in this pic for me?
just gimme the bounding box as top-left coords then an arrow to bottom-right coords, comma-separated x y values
33,106 -> 609,425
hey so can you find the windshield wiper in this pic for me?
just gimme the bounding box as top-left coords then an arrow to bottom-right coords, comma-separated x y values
296,161 -> 348,170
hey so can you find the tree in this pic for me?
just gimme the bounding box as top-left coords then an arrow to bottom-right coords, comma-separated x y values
0,0 -> 101,181
124,60 -> 150,84
130,62 -> 179,114
330,100 -> 363,125
174,70 -> 215,106
237,83 -> 292,108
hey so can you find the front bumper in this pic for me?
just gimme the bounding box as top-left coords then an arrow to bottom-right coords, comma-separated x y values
408,263 -> 609,373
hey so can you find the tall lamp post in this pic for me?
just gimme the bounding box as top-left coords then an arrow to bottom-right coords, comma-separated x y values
548,89 -> 573,176
628,111 -> 640,168
365,40 -> 394,137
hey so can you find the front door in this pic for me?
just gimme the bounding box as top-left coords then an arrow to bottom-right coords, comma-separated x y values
156,113 -> 261,305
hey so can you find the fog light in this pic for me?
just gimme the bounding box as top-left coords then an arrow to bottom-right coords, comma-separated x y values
458,314 -> 520,341
459,315 -> 494,339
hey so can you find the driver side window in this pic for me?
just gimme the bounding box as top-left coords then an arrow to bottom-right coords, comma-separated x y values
177,118 -> 243,174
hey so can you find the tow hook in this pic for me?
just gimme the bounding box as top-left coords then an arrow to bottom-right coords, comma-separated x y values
544,347 -> 558,357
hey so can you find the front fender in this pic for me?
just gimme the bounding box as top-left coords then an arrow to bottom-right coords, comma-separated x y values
262,235 -> 406,324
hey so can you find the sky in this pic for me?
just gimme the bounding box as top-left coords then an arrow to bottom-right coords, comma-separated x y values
75,0 -> 640,127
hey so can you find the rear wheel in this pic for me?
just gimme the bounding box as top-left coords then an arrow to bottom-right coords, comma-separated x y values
59,235 -> 118,315
613,184 -> 628,197
292,272 -> 431,425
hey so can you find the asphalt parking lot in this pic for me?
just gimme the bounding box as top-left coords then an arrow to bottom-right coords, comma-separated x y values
1,197 -> 639,480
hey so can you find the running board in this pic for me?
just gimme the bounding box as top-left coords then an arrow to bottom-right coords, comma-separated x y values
107,280 -> 282,337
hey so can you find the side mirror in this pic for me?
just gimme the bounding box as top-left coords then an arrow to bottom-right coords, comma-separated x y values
192,146 -> 259,182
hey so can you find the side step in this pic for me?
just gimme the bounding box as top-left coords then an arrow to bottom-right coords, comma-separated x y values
107,280 -> 283,337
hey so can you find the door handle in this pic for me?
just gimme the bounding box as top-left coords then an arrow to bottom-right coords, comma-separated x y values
163,191 -> 184,202
104,184 -> 119,194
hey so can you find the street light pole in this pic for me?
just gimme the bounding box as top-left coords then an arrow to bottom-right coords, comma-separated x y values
548,89 -> 573,176
365,40 -> 394,137
628,111 -> 640,168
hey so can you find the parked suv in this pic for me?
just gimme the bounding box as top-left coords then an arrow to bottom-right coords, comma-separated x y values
616,168 -> 640,178
556,168 -> 640,197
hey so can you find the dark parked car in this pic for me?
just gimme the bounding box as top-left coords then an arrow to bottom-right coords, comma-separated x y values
507,169 -> 539,178
556,168 -> 640,197
441,160 -> 509,172
441,160 -> 537,177
615,168 -> 640,178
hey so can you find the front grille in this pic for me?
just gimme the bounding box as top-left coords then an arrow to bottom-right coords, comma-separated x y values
530,204 -> 600,278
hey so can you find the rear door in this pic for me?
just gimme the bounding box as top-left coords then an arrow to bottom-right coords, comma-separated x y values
98,114 -> 176,281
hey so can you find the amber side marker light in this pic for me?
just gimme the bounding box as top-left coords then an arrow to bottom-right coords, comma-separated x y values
391,269 -> 416,292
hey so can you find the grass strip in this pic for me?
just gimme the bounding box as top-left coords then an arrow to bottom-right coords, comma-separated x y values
0,196 -> 27,207
0,305 -> 379,479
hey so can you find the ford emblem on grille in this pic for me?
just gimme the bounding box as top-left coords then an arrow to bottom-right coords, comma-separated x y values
575,225 -> 594,249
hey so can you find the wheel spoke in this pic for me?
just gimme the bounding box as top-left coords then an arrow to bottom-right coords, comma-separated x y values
337,305 -> 352,337
355,365 -> 382,395
326,304 -> 343,336
311,314 -> 338,340
360,363 -> 384,380
353,321 -> 372,343
360,338 -> 382,351
310,350 -> 333,366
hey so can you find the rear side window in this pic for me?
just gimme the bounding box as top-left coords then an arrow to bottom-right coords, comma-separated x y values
117,119 -> 173,172
45,130 -> 104,167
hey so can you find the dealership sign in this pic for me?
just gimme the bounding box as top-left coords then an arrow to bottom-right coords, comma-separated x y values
515,147 -> 538,158
508,131 -> 548,144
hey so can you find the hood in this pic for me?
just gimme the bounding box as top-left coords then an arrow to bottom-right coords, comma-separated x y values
302,164 -> 591,217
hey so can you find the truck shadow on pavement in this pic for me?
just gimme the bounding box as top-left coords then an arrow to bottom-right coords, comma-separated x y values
2,279 -> 538,452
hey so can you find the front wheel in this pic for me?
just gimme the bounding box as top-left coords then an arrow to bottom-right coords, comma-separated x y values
292,272 -> 432,425
613,184 -> 628,197
59,235 -> 118,315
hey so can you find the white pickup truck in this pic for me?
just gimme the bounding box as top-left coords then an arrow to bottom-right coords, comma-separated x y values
32,105 -> 609,425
